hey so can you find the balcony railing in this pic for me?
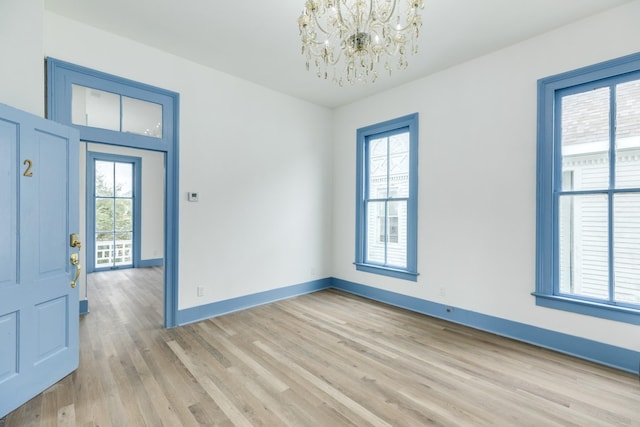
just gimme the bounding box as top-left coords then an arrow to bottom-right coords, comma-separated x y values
96,239 -> 133,268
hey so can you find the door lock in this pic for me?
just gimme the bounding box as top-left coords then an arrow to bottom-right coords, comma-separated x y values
70,233 -> 82,249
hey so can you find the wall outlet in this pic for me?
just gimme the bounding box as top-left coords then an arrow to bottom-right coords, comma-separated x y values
197,286 -> 204,297
439,287 -> 446,297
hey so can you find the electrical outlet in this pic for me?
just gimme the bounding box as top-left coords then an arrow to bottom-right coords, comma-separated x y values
197,286 -> 204,297
439,287 -> 446,297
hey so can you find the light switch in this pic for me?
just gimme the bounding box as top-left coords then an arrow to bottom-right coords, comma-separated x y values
187,192 -> 199,202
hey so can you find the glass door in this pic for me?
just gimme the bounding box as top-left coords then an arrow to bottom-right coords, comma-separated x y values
94,160 -> 134,270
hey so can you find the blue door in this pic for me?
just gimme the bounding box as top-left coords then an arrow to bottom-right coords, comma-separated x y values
0,103 -> 80,417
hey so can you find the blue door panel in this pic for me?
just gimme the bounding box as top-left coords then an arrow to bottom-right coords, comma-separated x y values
0,119 -> 17,288
33,132 -> 68,276
0,102 -> 79,418
35,297 -> 68,363
0,312 -> 18,383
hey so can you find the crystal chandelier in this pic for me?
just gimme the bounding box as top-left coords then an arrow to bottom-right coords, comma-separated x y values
298,0 -> 425,86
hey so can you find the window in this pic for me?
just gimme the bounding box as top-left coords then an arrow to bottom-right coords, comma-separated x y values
72,85 -> 163,138
536,53 -> 640,324
356,113 -> 418,281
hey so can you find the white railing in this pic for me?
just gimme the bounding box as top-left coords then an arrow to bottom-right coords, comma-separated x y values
95,239 -> 133,268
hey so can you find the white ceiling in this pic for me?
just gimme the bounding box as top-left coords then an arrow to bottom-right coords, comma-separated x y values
44,0 -> 634,108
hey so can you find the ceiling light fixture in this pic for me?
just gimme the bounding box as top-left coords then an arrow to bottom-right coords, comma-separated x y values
298,0 -> 425,86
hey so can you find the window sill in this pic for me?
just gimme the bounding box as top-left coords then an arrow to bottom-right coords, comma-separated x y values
533,293 -> 640,325
354,263 -> 418,282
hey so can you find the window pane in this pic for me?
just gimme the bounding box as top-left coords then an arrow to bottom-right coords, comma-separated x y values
122,96 -> 163,138
115,162 -> 133,197
366,201 -> 385,264
561,88 -> 610,191
115,199 -> 133,231
614,193 -> 640,304
389,132 -> 410,198
95,198 -> 114,232
72,84 -> 120,131
95,161 -> 114,197
615,80 -> 640,189
368,137 -> 388,198
558,194 -> 609,299
386,200 -> 407,268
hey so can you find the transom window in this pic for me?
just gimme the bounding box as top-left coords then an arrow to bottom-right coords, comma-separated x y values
356,113 -> 418,281
536,52 -> 640,324
72,84 -> 163,138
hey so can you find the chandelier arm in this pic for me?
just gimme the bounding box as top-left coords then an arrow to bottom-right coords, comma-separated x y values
306,37 -> 344,64
309,11 -> 332,36
335,1 -> 351,33
374,0 -> 398,24
390,10 -> 422,33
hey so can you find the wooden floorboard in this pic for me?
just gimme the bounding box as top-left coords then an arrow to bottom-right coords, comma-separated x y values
4,267 -> 640,426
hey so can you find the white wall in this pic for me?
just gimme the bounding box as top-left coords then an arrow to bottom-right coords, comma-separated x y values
43,12 -> 334,310
0,0 -> 44,116
332,1 -> 640,352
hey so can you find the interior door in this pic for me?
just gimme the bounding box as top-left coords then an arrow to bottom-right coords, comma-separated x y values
0,103 -> 80,417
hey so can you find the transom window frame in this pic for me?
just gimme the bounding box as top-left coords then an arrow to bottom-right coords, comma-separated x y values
535,52 -> 640,325
355,113 -> 419,281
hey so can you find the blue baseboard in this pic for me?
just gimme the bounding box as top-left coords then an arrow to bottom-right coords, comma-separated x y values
331,278 -> 640,374
138,258 -> 164,268
79,299 -> 89,315
176,278 -> 332,326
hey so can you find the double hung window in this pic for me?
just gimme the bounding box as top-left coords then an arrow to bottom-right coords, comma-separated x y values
536,53 -> 640,324
356,114 -> 419,281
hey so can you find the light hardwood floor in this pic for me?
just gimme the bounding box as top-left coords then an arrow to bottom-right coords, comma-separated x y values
4,267 -> 640,426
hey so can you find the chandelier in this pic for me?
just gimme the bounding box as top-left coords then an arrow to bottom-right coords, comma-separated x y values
298,0 -> 425,86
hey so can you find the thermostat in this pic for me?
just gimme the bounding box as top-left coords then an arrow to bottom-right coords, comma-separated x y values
187,192 -> 199,202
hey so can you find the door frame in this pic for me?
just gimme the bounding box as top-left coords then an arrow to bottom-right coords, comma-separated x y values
46,58 -> 179,327
87,152 -> 142,272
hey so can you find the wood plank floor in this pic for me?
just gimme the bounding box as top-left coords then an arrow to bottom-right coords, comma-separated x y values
4,267 -> 640,426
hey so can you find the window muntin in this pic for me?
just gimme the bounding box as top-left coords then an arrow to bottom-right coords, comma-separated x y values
356,113 -> 418,281
537,54 -> 640,323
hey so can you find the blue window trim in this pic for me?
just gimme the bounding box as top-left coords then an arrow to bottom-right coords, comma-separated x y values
47,58 -> 180,327
536,52 -> 640,325
355,113 -> 419,281
86,152 -> 142,273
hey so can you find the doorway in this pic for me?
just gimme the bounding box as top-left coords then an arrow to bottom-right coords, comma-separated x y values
47,58 -> 179,327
